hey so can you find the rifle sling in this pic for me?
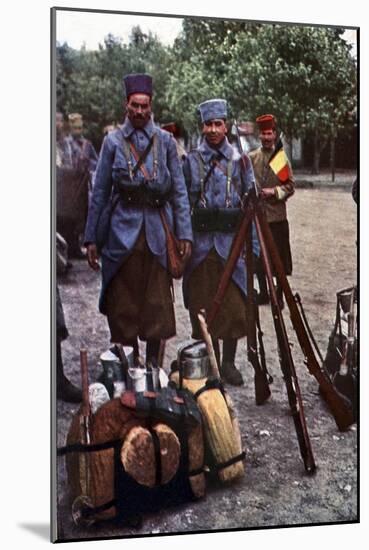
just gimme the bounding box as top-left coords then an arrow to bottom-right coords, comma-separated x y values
196,152 -> 233,207
121,132 -> 158,181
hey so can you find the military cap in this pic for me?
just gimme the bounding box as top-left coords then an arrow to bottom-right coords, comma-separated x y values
198,99 -> 228,123
123,73 -> 153,98
161,122 -> 180,138
256,114 -> 276,131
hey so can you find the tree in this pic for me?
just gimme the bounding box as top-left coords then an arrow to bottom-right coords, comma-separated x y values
56,21 -> 357,172
168,21 -> 356,173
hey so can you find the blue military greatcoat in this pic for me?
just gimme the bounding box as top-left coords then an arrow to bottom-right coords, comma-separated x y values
67,135 -> 99,172
183,137 -> 259,307
84,117 -> 193,313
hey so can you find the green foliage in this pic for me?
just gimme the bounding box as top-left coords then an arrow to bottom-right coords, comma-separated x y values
56,28 -> 172,148
56,21 -> 357,154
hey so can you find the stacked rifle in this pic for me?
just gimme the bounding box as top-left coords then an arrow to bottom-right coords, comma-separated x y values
206,125 -> 356,473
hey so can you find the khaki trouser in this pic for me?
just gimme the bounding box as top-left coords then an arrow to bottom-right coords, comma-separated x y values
104,232 -> 175,344
188,249 -> 248,340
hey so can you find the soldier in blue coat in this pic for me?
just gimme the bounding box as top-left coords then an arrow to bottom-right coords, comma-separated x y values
183,99 -> 259,385
67,113 -> 99,174
84,74 -> 193,364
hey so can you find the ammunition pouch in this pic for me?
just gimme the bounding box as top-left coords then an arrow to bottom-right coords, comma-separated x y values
192,207 -> 242,233
192,208 -> 218,232
115,183 -> 171,209
217,208 -> 243,232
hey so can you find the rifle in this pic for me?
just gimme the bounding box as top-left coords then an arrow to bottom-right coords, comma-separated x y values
79,349 -> 91,495
207,192 -> 315,471
255,206 -> 354,431
254,214 -> 316,473
232,121 -> 272,404
206,200 -> 253,327
245,217 -> 272,405
69,349 -> 96,527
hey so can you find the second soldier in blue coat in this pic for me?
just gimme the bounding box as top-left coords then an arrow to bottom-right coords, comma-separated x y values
183,99 -> 259,386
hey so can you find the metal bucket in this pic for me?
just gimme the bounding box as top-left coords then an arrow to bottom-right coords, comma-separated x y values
177,340 -> 210,379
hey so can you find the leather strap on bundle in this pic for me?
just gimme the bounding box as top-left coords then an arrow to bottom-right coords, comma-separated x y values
58,438 -> 122,456
148,425 -> 162,486
211,451 -> 246,472
191,378 -> 245,472
193,377 -> 225,400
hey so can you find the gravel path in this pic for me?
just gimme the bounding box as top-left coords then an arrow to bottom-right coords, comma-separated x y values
55,186 -> 357,542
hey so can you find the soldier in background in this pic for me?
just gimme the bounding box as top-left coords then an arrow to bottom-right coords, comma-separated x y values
103,123 -> 116,136
56,112 -> 73,169
183,99 -> 259,386
67,113 -> 98,174
56,113 -> 98,258
249,114 -> 295,309
161,121 -> 187,161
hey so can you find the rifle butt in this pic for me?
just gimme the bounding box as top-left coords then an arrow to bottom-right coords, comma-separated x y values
319,384 -> 355,431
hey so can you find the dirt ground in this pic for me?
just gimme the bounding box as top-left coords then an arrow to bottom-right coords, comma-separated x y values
56,185 -> 357,542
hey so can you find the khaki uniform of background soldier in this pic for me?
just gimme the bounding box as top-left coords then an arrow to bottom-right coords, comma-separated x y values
249,114 -> 295,309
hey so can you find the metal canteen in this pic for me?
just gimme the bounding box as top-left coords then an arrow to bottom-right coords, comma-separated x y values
126,366 -> 147,392
99,346 -> 134,382
177,340 -> 210,379
126,363 -> 168,392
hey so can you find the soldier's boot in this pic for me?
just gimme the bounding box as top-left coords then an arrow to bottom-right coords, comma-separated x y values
221,339 -> 244,386
56,339 -> 82,403
146,339 -> 161,364
256,267 -> 269,305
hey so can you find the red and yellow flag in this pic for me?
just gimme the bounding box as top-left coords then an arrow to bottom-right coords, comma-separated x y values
269,148 -> 290,182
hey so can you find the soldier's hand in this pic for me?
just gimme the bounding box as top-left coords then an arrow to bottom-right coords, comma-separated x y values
260,187 -> 276,199
178,240 -> 192,262
86,243 -> 100,271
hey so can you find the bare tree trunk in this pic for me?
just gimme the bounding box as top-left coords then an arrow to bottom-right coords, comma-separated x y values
311,130 -> 320,175
330,135 -> 336,183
